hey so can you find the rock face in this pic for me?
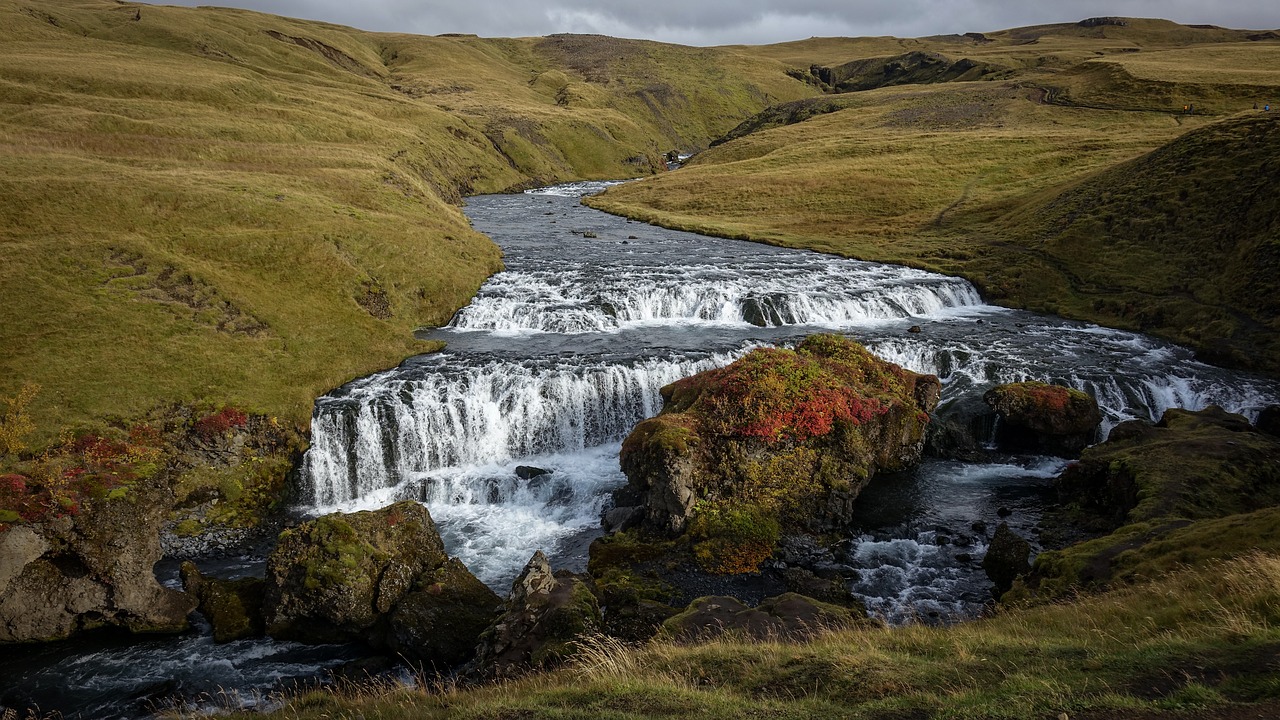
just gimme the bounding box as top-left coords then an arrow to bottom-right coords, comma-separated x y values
470,551 -> 602,678
0,478 -> 195,644
262,501 -> 499,665
984,381 -> 1101,457
615,335 -> 940,552
662,592 -> 872,642
180,562 -> 265,643
982,523 -> 1031,596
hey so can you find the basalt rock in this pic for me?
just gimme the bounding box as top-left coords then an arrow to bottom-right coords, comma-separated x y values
982,523 -> 1031,596
1012,406 -> 1280,603
983,381 -> 1101,457
385,557 -> 502,668
0,477 -> 195,644
614,335 -> 940,551
470,550 -> 601,678
180,562 -> 265,643
262,500 -> 497,666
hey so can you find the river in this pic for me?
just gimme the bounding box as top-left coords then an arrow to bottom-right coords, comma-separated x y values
3,181 -> 1276,718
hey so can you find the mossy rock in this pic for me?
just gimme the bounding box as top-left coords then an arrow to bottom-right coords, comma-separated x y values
470,551 -> 602,678
1011,406 -> 1280,603
615,334 -> 940,544
263,501 -> 448,643
385,557 -> 502,668
661,592 -> 872,642
180,561 -> 265,643
983,381 -> 1101,457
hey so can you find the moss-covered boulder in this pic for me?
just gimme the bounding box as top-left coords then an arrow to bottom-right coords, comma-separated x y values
983,381 -> 1102,457
1057,406 -> 1280,528
263,501 -> 448,642
615,335 -> 940,563
180,561 -> 265,643
981,523 -> 1031,596
385,558 -> 502,668
0,475 -> 195,644
661,592 -> 873,642
470,550 -> 602,678
1009,406 -> 1280,603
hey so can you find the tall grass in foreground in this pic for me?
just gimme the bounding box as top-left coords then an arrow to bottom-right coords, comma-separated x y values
244,553 -> 1280,719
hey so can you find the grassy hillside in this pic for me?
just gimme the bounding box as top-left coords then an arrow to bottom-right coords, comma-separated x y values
0,0 -> 815,440
589,19 -> 1280,372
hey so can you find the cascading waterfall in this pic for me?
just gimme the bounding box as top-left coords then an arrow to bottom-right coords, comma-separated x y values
300,180 -> 1280,600
305,351 -> 742,507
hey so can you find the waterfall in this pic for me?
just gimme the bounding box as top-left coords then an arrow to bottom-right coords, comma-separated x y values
304,351 -> 742,507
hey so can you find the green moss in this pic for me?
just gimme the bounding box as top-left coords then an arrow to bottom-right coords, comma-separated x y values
688,502 -> 781,575
174,518 -> 203,537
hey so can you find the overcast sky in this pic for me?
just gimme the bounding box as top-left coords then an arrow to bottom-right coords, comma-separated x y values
158,0 -> 1279,45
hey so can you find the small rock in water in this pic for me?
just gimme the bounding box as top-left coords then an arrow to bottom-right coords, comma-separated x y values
997,507 -> 1013,518
971,520 -> 988,534
628,235 -> 638,239
515,465 -> 552,480
908,325 -> 922,334
956,553 -> 973,563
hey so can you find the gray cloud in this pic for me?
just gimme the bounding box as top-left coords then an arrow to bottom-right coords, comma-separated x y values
157,0 -> 1279,45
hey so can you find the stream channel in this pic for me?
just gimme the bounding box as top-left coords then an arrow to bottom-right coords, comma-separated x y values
4,181 -> 1278,718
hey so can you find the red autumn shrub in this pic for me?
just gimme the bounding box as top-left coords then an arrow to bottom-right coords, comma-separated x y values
194,406 -> 249,439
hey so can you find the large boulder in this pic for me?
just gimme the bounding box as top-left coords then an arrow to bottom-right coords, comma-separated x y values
470,551 -> 602,678
983,381 -> 1101,457
615,335 -> 940,553
262,501 -> 499,665
385,558 -> 503,669
0,476 -> 195,644
661,592 -> 872,642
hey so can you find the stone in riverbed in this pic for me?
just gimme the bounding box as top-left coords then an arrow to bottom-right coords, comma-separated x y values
982,522 -> 1031,596
983,381 -> 1101,457
469,550 -> 602,678
180,562 -> 265,643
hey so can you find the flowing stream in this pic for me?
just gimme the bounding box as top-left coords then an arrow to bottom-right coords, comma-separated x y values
4,181 -> 1277,718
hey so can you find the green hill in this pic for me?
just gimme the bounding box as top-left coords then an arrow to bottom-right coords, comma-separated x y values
0,0 -> 814,438
589,19 -> 1280,372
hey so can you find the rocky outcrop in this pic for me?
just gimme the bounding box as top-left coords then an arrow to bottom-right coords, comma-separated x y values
180,562 -> 265,643
470,551 -> 601,678
0,477 -> 195,644
984,381 -> 1101,456
615,335 -> 940,549
1009,406 -> 1280,603
982,523 -> 1031,596
661,592 -> 873,642
262,501 -> 499,665
1056,406 -> 1280,528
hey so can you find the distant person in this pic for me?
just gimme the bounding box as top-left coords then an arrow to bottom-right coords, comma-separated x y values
1267,104 -> 1272,112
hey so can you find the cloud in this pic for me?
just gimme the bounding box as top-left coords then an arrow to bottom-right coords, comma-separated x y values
156,0 -> 1279,45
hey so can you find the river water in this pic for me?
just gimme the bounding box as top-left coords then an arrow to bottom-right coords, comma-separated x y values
4,181 -> 1277,717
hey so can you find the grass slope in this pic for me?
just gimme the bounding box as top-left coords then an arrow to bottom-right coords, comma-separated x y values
0,0 -> 815,439
589,20 -> 1280,372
